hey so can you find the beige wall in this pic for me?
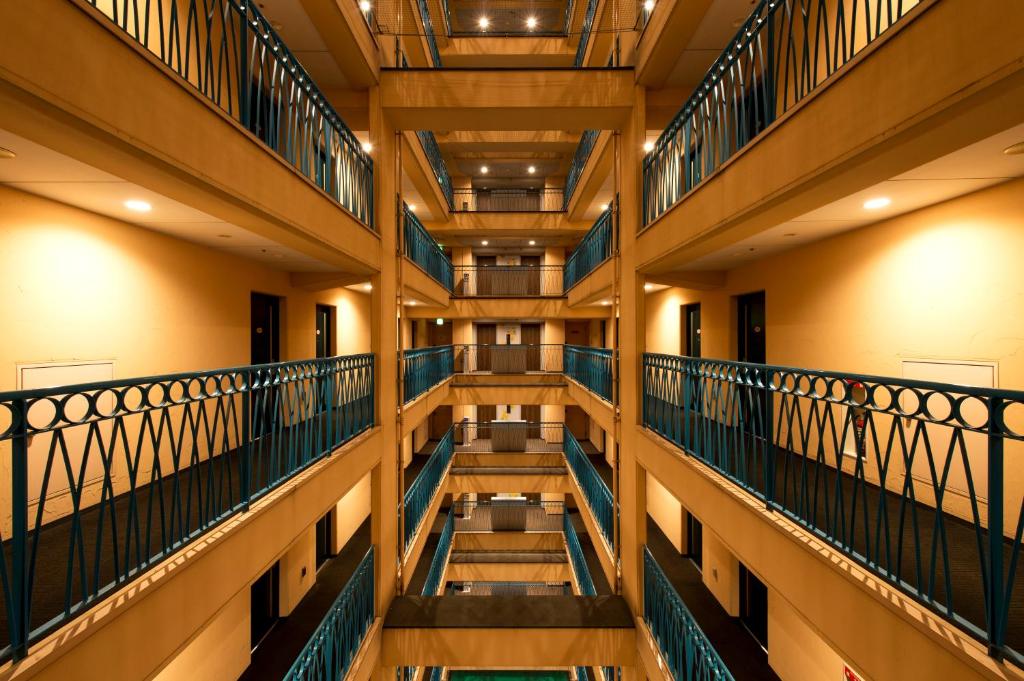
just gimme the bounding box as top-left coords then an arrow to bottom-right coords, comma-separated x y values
334,471 -> 372,552
645,471 -> 683,553
768,590 -> 861,681
0,185 -> 372,391
645,179 -> 1024,380
152,589 -> 250,681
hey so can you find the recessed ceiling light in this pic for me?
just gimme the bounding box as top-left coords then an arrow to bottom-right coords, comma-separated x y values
436,318 -> 445,325
480,165 -> 489,174
362,141 -> 373,153
408,204 -> 417,211
644,283 -> 654,291
643,0 -> 655,10
1003,141 -> 1024,156
124,199 -> 152,213
528,240 -> 536,246
478,16 -> 489,28
363,283 -> 373,291
0,147 -> 15,160
527,165 -> 536,174
408,300 -> 417,306
863,196 -> 891,210
526,16 -> 538,29
643,141 -> 655,153
359,0 -> 371,11
481,240 -> 489,246
601,300 -> 611,305
599,203 -> 609,211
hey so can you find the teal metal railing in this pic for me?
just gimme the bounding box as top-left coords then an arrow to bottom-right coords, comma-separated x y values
404,206 -> 454,292
573,0 -> 599,66
564,426 -> 614,549
563,209 -> 613,292
416,0 -> 444,66
644,547 -> 733,681
563,511 -> 596,595
0,353 -> 374,661
642,0 -> 918,226
284,548 -> 376,681
416,131 -> 455,209
80,0 -> 374,229
642,352 -> 1024,663
404,426 -> 455,550
423,506 -> 455,595
403,345 -> 454,403
564,345 -> 614,402
563,130 -> 600,209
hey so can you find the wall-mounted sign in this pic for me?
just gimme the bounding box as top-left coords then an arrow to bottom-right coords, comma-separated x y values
843,665 -> 863,681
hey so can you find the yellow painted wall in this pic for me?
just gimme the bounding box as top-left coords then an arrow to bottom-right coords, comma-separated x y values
0,185 -> 372,389
702,528 -> 739,617
334,470 -> 372,552
151,588 -> 250,681
645,471 -> 683,553
279,527 -> 317,615
644,179 -> 1024,378
768,590 -> 862,681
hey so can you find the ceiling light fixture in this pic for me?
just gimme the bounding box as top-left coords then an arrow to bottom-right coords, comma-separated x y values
408,300 -> 417,306
644,283 -> 654,291
408,204 -> 417,211
643,141 -> 655,153
527,165 -> 536,174
124,199 -> 152,213
643,0 -> 655,10
599,203 -> 609,211
528,240 -> 536,246
0,147 -> 15,160
363,283 -> 373,291
1003,141 -> 1024,156
481,240 -> 489,246
526,16 -> 538,29
480,165 -> 489,174
478,16 -> 490,28
601,300 -> 611,306
359,0 -> 372,11
863,196 -> 891,210
362,141 -> 373,152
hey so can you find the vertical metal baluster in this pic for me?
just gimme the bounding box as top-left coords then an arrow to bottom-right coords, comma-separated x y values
987,396 -> 1005,659
241,371 -> 252,511
10,397 -> 29,660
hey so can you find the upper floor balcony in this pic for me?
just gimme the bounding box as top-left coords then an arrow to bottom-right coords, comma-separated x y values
0,352 -> 376,662
641,351 -> 1024,665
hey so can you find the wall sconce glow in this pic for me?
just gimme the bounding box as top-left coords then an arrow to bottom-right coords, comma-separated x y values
599,203 -> 609,211
124,199 -> 152,213
527,165 -> 536,174
480,165 -> 489,174
643,141 -> 655,153
643,0 -> 655,10
644,283 -> 654,291
359,0 -> 371,11
481,240 -> 489,246
526,16 -> 538,29
478,16 -> 489,28
408,204 -> 417,212
363,283 -> 373,291
863,196 -> 891,210
528,240 -> 536,246
601,300 -> 611,306
362,141 -> 373,152
436,318 -> 445,326
408,300 -> 417,306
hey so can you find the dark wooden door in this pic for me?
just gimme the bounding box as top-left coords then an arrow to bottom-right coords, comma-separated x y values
521,323 -> 541,370
476,255 -> 496,296
316,304 -> 334,359
737,291 -> 766,363
683,303 -> 701,357
251,293 -> 281,364
477,405 -> 496,440
522,255 -> 541,295
522,404 -> 541,438
476,323 -> 496,371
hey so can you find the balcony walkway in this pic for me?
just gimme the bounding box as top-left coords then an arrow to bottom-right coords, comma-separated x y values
457,439 -> 563,453
239,519 -> 372,681
645,516 -> 779,681
569,510 -> 612,595
655,412 -> 1024,653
